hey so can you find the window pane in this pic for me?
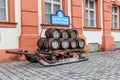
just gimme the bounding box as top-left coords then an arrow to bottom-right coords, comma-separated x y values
86,0 -> 96,27
45,14 -> 51,24
90,1 -> 94,9
90,19 -> 94,27
114,15 -> 117,22
45,0 -> 51,1
112,7 -> 114,13
45,3 -> 51,13
114,7 -> 117,13
0,0 -> 6,7
112,22 -> 114,28
45,0 -> 62,24
86,19 -> 89,27
0,8 -> 6,21
53,4 -> 60,13
86,10 -> 88,19
86,0 -> 88,8
112,22 -> 118,29
90,11 -> 94,19
53,0 -> 60,2
112,15 -> 114,21
115,22 -> 118,28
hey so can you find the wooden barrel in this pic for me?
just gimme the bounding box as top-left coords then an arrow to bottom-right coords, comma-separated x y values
76,38 -> 85,49
68,29 -> 78,39
59,38 -> 70,49
61,29 -> 78,39
61,29 -> 69,39
69,38 -> 78,49
37,38 -> 46,50
44,38 -> 60,50
45,28 -> 61,39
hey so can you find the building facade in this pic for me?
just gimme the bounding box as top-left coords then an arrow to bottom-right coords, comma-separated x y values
0,0 -> 120,62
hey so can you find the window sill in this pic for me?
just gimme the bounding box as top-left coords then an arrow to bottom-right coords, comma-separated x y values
0,22 -> 17,28
83,27 -> 101,31
41,24 -> 69,29
111,29 -> 120,32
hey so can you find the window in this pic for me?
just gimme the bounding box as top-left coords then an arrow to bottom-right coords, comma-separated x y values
0,0 -> 7,22
112,6 -> 119,29
86,0 -> 96,27
45,0 -> 62,24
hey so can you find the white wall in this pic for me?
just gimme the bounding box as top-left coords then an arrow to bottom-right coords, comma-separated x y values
0,0 -> 21,49
83,31 -> 103,44
112,32 -> 120,41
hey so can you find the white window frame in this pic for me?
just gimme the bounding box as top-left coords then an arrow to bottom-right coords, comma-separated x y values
0,0 -> 8,22
86,0 -> 96,27
45,0 -> 62,24
112,6 -> 119,29
6,0 -> 8,21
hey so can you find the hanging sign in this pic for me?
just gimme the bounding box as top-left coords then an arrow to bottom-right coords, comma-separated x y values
50,10 -> 70,26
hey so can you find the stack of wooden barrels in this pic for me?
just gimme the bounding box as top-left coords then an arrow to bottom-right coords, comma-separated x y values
37,28 -> 85,51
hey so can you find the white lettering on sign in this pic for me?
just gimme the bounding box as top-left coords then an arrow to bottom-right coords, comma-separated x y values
52,17 -> 69,25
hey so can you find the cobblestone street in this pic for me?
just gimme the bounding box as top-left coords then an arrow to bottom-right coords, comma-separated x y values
0,50 -> 120,80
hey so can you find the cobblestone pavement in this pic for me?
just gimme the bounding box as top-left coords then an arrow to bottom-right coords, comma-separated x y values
0,51 -> 120,80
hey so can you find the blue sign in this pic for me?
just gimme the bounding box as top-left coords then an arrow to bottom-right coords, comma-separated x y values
50,10 -> 70,26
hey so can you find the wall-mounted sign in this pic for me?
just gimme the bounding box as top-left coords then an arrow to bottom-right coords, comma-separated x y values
50,10 -> 70,26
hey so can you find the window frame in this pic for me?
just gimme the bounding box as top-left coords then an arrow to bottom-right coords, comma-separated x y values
45,0 -> 62,24
5,0 -> 8,22
85,0 -> 96,27
0,0 -> 8,22
0,0 -> 17,28
112,6 -> 119,29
